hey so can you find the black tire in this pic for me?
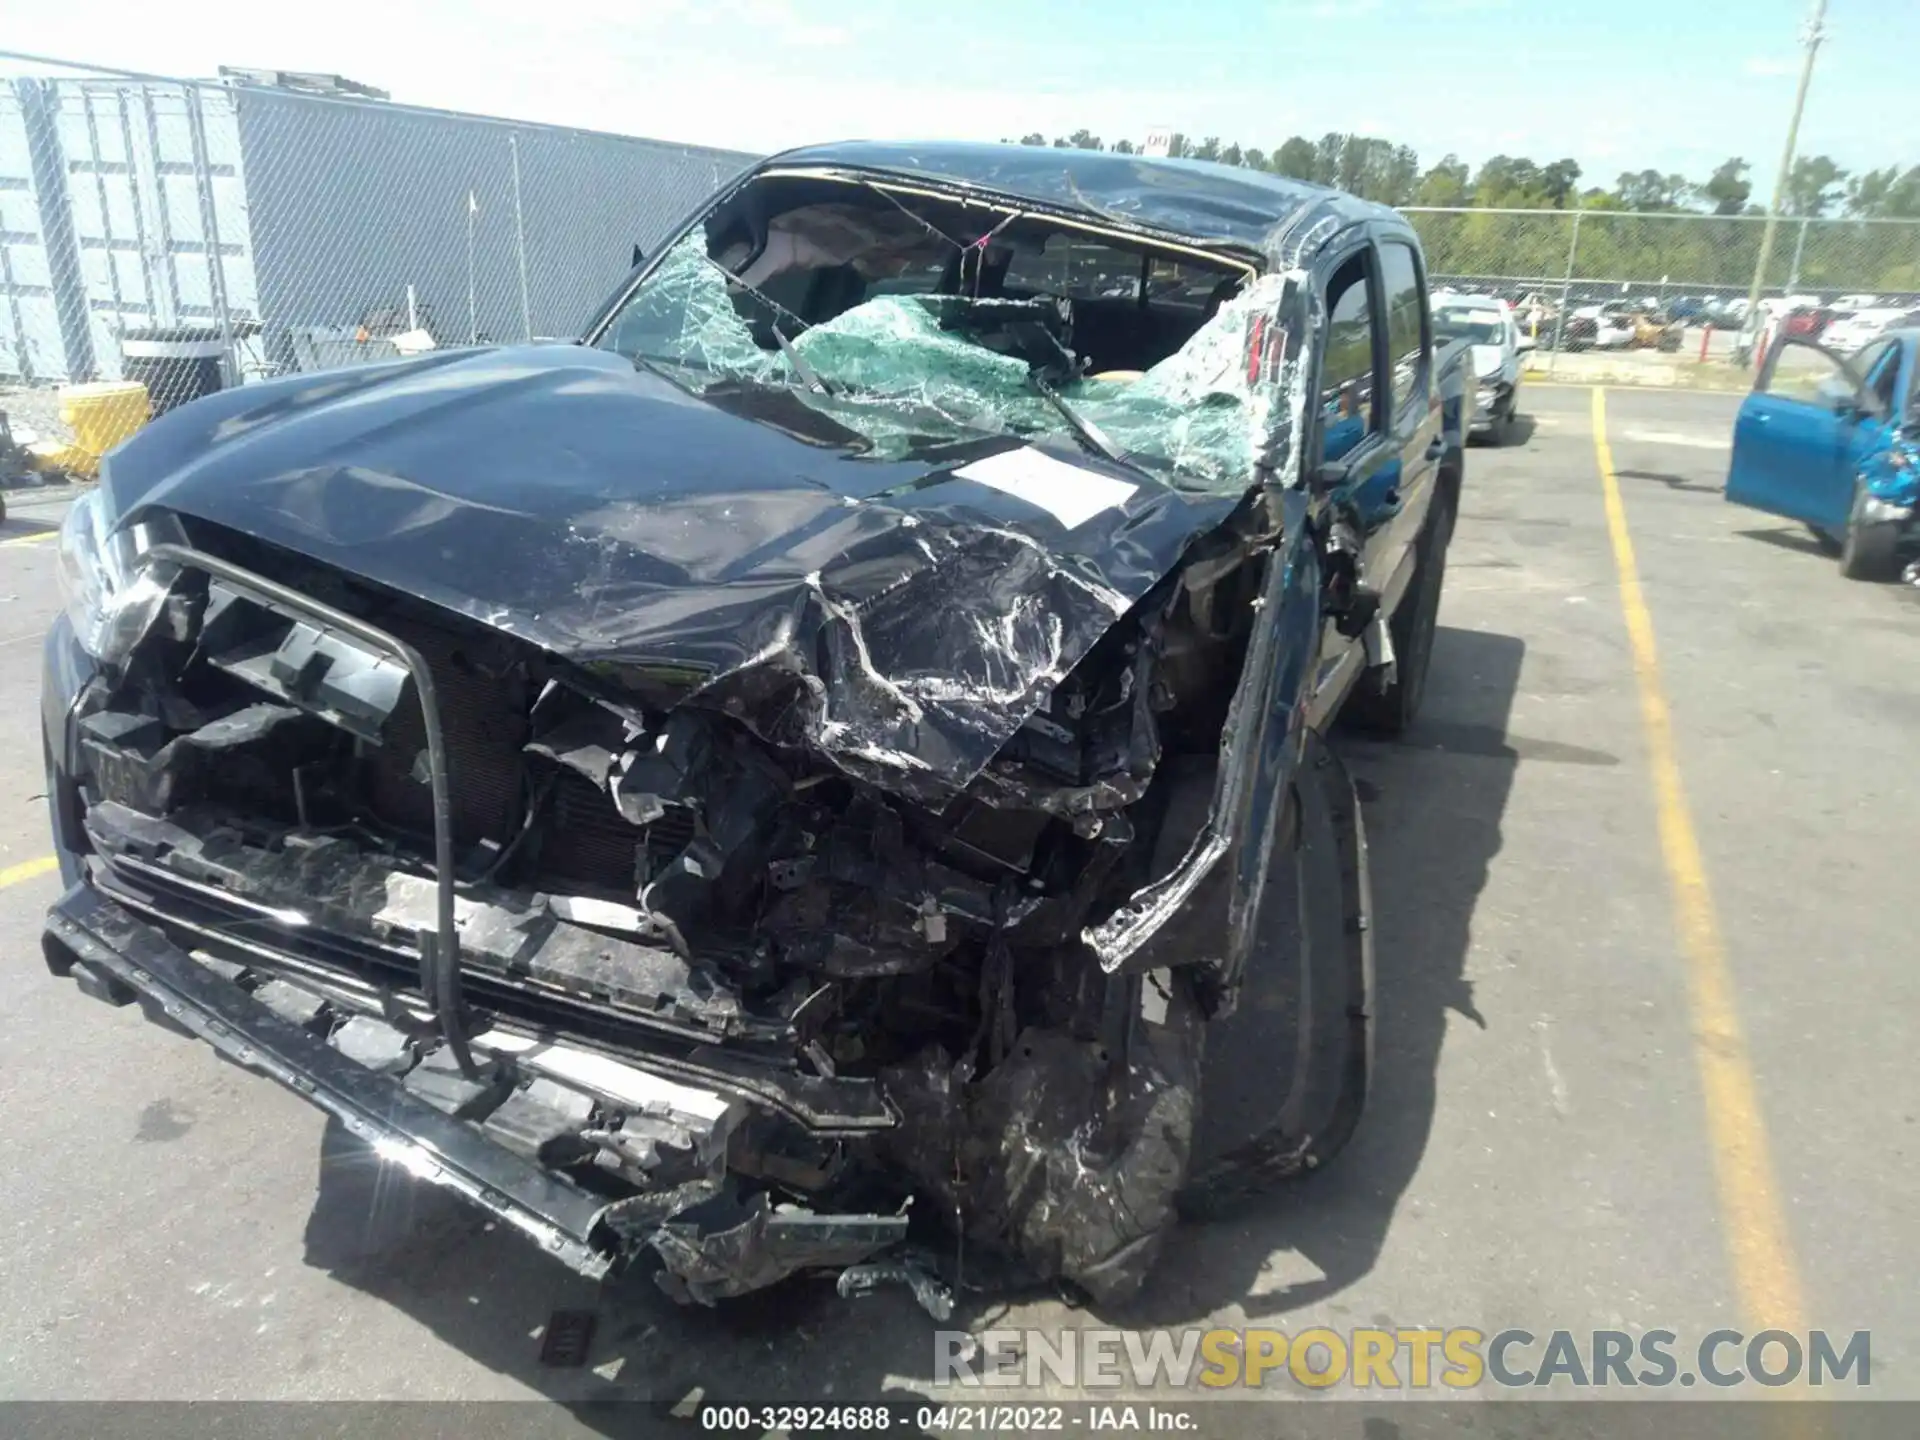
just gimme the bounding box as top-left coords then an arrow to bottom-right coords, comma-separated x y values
1342,482 -> 1454,736
1177,733 -> 1371,1222
1490,396 -> 1516,446
1839,493 -> 1900,582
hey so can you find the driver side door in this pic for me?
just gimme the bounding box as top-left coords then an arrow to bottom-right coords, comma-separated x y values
1726,337 -> 1894,530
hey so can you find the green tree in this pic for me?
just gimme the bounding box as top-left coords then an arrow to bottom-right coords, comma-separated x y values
1846,165 -> 1920,218
1473,155 -> 1543,205
1220,141 -> 1244,168
1110,138 -> 1137,156
1335,134 -> 1371,193
1312,132 -> 1344,185
1191,136 -> 1222,162
1018,132 -> 1046,146
1414,155 -> 1471,206
1781,155 -> 1847,216
1067,129 -> 1102,151
1380,144 -> 1421,206
1614,169 -> 1692,210
1703,158 -> 1752,215
1540,158 -> 1582,208
1242,146 -> 1267,172
1273,135 -> 1317,180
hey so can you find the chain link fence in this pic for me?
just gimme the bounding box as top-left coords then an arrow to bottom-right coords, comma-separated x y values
1403,206 -> 1920,380
0,51 -> 753,466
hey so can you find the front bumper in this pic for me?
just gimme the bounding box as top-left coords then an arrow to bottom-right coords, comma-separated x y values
37,615 -> 905,1290
1469,380 -> 1513,432
43,882 -> 618,1274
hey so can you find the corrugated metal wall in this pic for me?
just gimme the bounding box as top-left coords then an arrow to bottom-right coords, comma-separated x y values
53,80 -> 259,376
0,80 -> 83,382
0,70 -> 755,385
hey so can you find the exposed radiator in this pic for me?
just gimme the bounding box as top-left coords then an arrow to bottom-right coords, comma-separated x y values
359,615 -> 530,852
538,767 -> 697,894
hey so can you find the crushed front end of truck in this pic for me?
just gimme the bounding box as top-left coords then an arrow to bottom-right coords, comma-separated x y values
41,154 -> 1371,1308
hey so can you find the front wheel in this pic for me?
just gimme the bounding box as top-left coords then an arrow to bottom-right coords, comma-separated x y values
1178,731 -> 1373,1221
1490,395 -> 1517,446
1839,495 -> 1901,581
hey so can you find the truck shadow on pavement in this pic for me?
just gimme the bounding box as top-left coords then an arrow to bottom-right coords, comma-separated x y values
296,624 -> 1526,1419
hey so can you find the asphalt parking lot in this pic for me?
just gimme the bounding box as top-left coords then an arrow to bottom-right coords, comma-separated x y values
2,383 -> 1917,1419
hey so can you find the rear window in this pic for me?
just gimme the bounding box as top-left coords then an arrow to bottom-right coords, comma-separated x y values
1001,237 -> 1142,300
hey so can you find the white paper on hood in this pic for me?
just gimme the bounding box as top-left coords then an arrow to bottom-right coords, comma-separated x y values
952,447 -> 1138,530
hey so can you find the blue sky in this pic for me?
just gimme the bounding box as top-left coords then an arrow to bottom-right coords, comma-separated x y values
10,0 -> 1918,186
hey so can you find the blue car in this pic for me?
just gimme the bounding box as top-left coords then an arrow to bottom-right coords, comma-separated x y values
1726,329 -> 1920,580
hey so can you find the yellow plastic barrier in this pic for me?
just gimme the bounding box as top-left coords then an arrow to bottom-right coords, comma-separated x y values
57,380 -> 152,478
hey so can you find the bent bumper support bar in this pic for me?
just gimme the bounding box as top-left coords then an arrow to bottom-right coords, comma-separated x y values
43,882 -> 614,1276
143,542 -> 478,1077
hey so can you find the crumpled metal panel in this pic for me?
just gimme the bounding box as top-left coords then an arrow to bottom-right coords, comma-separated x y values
878,975 -> 1203,1306
1861,428 -> 1919,509
95,337 -> 1251,801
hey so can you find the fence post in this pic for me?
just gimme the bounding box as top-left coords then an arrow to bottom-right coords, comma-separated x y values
1548,208 -> 1582,379
510,134 -> 531,342
183,83 -> 238,390
466,188 -> 478,344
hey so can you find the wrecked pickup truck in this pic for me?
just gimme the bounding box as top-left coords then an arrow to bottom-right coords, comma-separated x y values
41,142 -> 1468,1307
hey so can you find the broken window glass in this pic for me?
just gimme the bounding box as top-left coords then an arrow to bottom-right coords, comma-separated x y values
597,213 -> 1282,496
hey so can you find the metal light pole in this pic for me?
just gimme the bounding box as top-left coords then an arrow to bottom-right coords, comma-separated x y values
1743,0 -> 1828,332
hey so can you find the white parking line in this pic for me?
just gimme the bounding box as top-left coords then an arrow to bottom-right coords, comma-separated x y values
1621,429 -> 1731,451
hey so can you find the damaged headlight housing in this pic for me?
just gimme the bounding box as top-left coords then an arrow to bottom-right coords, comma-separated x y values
55,482 -> 184,666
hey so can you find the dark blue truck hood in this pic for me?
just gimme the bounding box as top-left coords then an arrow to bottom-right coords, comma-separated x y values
99,344 -> 1240,796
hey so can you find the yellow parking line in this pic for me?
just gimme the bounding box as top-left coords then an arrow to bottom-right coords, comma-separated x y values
0,855 -> 58,888
1,529 -> 59,547
1590,386 -> 1807,1336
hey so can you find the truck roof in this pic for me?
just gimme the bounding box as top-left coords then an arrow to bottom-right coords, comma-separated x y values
763,140 -> 1399,261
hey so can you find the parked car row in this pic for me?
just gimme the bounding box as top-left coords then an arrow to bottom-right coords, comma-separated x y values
1453,289 -> 1918,360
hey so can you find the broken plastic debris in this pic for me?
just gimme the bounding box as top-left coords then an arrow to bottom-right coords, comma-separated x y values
835,1256 -> 955,1321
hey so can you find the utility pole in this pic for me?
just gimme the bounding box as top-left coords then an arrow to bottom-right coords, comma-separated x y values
1743,0 -> 1828,333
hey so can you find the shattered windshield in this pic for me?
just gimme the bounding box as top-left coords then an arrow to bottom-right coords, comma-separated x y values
595,202 -> 1280,495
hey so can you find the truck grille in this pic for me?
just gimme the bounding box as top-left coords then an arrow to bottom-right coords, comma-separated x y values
359,614 -> 530,852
